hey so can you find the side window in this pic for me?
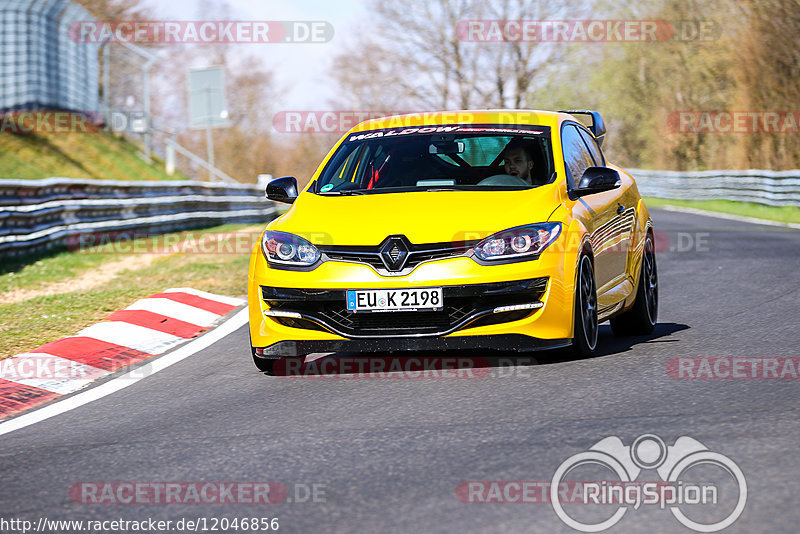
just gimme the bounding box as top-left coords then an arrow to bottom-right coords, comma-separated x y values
578,127 -> 605,166
561,124 -> 595,186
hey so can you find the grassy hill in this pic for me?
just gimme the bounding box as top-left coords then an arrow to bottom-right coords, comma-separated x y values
0,131 -> 186,181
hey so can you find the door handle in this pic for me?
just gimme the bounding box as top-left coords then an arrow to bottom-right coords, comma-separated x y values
616,204 -> 625,214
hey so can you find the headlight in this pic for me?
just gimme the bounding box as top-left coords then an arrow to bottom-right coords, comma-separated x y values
261,231 -> 321,267
474,223 -> 561,261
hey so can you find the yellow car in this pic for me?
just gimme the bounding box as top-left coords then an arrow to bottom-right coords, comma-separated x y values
248,110 -> 657,373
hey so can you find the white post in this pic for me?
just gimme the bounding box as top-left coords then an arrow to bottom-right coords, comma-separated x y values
205,88 -> 215,181
166,136 -> 176,176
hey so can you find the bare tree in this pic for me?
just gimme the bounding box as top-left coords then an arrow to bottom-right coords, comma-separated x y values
730,0 -> 800,169
72,0 -> 148,19
331,0 -> 587,111
329,26 -> 413,111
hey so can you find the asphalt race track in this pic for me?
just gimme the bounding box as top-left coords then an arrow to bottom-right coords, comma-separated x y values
1,208 -> 798,533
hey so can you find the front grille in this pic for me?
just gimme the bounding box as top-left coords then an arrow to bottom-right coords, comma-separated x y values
262,277 -> 548,338
320,308 -> 454,334
319,240 -> 477,274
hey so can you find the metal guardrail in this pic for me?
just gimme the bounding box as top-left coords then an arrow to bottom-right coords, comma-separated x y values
0,178 -> 277,257
631,169 -> 800,207
3,170 -> 796,258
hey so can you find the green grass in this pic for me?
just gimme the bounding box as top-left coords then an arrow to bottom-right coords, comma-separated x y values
0,249 -> 115,288
0,130 -> 187,181
0,223 -> 261,358
644,197 -> 800,225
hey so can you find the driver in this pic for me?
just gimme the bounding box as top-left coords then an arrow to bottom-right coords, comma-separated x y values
501,139 -> 535,184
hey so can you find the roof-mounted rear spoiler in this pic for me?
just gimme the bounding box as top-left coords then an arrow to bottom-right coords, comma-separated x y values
559,110 -> 606,148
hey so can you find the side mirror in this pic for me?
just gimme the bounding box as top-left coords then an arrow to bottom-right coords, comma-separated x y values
266,176 -> 298,204
570,167 -> 620,199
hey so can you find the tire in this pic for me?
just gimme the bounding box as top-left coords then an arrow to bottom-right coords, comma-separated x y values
610,233 -> 658,336
252,353 -> 277,373
250,336 -> 279,373
571,254 -> 598,357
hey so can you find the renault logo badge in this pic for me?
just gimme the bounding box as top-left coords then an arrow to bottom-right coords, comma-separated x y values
379,236 -> 410,271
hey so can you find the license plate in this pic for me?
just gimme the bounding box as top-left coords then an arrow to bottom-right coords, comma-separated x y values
346,288 -> 443,312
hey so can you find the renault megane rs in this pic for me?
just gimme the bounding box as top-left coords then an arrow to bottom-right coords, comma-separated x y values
248,110 -> 658,372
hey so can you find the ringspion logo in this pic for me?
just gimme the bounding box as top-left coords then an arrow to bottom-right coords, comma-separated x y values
550,434 -> 746,532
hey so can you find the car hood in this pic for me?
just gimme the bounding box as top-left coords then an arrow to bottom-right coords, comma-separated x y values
270,187 -> 562,246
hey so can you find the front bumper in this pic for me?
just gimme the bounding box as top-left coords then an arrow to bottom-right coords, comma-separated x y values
249,249 -> 578,357
261,277 -> 548,338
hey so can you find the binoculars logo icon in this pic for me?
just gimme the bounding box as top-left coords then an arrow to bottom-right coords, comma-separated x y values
551,434 -> 747,532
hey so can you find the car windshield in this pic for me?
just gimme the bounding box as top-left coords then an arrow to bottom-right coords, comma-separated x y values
314,124 -> 554,195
